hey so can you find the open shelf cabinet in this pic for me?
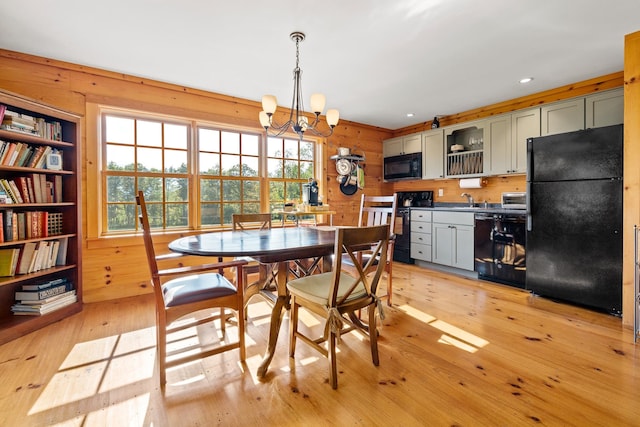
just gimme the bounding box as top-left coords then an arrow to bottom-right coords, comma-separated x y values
0,89 -> 82,345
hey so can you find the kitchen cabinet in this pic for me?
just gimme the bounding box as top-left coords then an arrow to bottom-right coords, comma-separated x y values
383,134 -> 422,157
585,88 -> 623,128
432,211 -> 474,270
410,210 -> 432,262
422,129 -> 444,179
486,108 -> 540,175
541,98 -> 585,136
444,120 -> 486,178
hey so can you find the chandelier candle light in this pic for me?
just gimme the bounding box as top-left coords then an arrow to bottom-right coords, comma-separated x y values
259,32 -> 339,140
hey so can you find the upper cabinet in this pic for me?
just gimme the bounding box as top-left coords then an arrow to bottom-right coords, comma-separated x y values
422,129 -> 444,179
383,134 -> 422,157
541,98 -> 585,136
444,120 -> 485,178
585,88 -> 624,128
486,108 -> 540,176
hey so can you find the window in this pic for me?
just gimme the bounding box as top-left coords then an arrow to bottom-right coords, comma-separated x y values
100,109 -> 318,235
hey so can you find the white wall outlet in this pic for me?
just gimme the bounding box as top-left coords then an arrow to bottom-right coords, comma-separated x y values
438,188 -> 444,197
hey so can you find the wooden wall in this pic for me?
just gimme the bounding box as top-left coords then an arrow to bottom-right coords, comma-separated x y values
0,47 -> 633,329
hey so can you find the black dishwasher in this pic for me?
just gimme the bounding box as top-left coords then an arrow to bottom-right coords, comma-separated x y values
474,213 -> 526,288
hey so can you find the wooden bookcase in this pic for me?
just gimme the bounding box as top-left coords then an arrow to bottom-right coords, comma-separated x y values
0,89 -> 82,345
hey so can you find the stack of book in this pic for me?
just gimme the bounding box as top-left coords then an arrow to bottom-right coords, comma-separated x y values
0,110 -> 38,135
11,278 -> 76,316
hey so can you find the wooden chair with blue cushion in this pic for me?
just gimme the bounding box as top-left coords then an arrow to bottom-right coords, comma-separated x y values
287,224 -> 389,389
137,191 -> 247,386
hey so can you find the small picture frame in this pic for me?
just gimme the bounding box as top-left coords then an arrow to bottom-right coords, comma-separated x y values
46,152 -> 62,170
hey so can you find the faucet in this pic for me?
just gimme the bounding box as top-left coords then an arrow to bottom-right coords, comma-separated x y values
461,192 -> 474,207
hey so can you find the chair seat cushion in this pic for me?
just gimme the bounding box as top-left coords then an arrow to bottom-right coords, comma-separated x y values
286,272 -> 367,306
162,273 -> 237,307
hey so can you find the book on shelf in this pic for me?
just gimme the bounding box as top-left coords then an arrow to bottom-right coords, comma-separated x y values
0,247 -> 20,276
55,236 -> 68,266
7,180 -> 23,203
47,212 -> 63,235
16,289 -> 75,306
16,212 -> 25,240
0,104 -> 5,123
21,277 -> 68,291
2,208 -> 13,241
15,241 -> 37,275
16,177 -> 31,203
14,279 -> 72,301
12,291 -> 77,316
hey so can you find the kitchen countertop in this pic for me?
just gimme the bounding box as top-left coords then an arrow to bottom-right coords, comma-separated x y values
409,204 -> 527,216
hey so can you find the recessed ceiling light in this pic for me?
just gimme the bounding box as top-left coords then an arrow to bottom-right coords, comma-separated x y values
519,77 -> 534,84
406,113 -> 415,118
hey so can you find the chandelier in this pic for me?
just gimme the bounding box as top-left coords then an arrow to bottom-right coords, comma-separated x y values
259,32 -> 339,140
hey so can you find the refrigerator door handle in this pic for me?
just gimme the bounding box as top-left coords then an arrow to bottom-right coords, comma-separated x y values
526,182 -> 532,231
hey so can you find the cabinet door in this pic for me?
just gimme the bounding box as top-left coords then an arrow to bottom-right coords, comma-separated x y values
432,223 -> 453,266
402,134 -> 422,154
452,224 -> 475,270
511,108 -> 540,174
422,129 -> 444,179
541,99 -> 585,136
585,88 -> 623,128
485,114 -> 511,175
383,137 -> 403,158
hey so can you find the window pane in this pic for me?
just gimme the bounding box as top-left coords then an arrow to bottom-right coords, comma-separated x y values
146,203 -> 163,228
269,181 -> 284,207
200,152 -> 220,175
165,149 -> 187,173
243,203 -> 260,214
221,131 -> 240,154
165,178 -> 188,202
242,156 -> 259,177
223,203 -> 240,224
287,182 -> 301,201
243,181 -> 260,201
284,160 -> 299,179
164,123 -> 187,149
201,178 -> 220,202
284,139 -> 298,159
105,116 -> 134,145
137,147 -> 162,172
201,203 -> 220,226
267,158 -> 282,178
199,128 -> 220,152
300,141 -> 314,161
221,154 -> 240,176
137,177 -> 163,201
106,145 -> 134,170
106,176 -> 135,202
300,161 -> 314,179
137,120 -> 162,147
166,203 -> 188,227
107,203 -> 136,230
223,180 -> 240,201
243,134 -> 259,156
267,137 -> 282,157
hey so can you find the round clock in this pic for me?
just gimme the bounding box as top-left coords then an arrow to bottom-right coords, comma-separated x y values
335,158 -> 353,175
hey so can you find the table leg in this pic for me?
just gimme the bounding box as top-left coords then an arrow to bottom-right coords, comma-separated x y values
256,260 -> 289,377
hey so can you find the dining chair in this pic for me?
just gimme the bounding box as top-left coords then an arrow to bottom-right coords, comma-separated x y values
136,191 -> 247,386
342,193 -> 398,306
287,224 -> 390,389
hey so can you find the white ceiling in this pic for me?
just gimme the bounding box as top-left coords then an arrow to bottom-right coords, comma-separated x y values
1,1 -> 639,130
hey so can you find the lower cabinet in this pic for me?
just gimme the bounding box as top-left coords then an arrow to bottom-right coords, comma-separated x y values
432,211 -> 475,270
410,210 -> 432,262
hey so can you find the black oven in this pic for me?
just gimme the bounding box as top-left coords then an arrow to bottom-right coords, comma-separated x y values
474,212 -> 526,288
384,153 -> 422,181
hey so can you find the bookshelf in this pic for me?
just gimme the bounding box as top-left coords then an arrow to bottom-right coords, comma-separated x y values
0,89 -> 82,345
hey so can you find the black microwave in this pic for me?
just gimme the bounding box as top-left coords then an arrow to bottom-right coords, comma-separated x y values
384,153 -> 422,181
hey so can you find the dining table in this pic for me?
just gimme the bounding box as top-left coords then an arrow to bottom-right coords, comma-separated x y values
168,226 -> 337,377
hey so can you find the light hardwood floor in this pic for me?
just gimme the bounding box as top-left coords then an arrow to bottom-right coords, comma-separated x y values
1,263 -> 638,426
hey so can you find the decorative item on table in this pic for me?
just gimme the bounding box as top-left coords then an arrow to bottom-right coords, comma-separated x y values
283,202 -> 295,212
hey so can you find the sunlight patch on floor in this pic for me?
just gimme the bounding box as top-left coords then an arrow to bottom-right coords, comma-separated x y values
397,304 -> 489,353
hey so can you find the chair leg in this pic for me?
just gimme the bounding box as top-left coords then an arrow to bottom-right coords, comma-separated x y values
238,306 -> 246,362
289,296 -> 298,357
368,304 -> 380,366
328,330 -> 338,389
158,324 -> 167,385
386,263 -> 393,306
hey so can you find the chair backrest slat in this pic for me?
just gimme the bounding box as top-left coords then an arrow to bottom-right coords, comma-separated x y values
232,213 -> 272,231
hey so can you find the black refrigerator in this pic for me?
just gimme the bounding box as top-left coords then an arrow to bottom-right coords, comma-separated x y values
526,124 -> 623,314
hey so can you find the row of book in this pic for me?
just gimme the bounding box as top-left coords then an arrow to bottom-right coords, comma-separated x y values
0,140 -> 62,170
0,173 -> 63,205
11,277 -> 76,316
0,236 -> 68,276
0,105 -> 63,141
0,209 -> 62,242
